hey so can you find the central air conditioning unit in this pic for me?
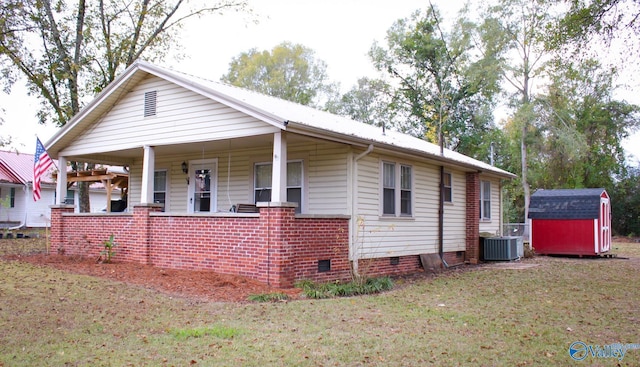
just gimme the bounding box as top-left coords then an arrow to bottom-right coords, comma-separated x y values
484,236 -> 521,261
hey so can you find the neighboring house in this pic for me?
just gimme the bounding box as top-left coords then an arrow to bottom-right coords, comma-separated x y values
45,60 -> 515,287
0,150 -> 119,228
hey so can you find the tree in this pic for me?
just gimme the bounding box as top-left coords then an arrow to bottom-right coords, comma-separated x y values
0,0 -> 248,211
553,0 -> 640,53
325,77 -> 398,129
482,0 -> 558,221
540,59 -> 639,189
221,42 -> 337,107
611,165 -> 640,236
368,4 -> 503,156
0,109 -> 10,147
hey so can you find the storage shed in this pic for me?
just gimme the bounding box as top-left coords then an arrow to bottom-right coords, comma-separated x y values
528,188 -> 611,256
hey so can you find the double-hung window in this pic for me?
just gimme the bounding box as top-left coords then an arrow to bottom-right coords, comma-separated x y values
154,170 -> 167,211
254,161 -> 303,213
443,172 -> 452,203
480,180 -> 491,220
382,162 -> 412,216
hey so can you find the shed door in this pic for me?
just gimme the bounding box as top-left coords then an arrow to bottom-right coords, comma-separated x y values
600,198 -> 610,252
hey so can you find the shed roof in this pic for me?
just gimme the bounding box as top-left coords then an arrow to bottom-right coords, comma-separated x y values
528,188 -> 608,220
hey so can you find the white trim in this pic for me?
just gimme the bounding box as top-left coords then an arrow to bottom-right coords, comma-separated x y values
56,156 -> 68,205
153,168 -> 169,211
141,146 -> 155,204
593,219 -> 599,254
271,131 -> 287,203
443,171 -> 453,203
480,180 -> 491,220
187,158 -> 218,213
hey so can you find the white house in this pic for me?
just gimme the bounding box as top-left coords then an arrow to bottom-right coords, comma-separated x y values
45,61 -> 515,287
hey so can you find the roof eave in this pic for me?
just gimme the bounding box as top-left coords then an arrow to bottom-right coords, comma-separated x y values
286,121 -> 516,179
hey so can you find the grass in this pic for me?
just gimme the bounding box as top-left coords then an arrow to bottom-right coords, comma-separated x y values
1,238 -> 639,366
170,325 -> 240,340
247,292 -> 290,302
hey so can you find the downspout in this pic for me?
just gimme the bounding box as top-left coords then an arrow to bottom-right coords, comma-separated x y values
438,165 -> 448,268
10,185 -> 28,230
351,144 -> 374,277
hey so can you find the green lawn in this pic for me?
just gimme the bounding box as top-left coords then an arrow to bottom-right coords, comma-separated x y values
1,240 -> 639,366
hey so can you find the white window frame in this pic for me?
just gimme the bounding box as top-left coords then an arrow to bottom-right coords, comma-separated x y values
254,160 -> 304,213
480,180 -> 491,221
380,160 -> 413,217
443,172 -> 453,203
154,169 -> 168,211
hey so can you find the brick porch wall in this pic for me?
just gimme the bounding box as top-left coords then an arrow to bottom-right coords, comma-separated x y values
50,204 -> 351,288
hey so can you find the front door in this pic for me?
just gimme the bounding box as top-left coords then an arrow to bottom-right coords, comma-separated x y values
187,159 -> 217,213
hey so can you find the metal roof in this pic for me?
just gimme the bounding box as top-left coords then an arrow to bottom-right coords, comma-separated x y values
47,60 -> 516,179
528,188 -> 608,219
0,150 -> 56,185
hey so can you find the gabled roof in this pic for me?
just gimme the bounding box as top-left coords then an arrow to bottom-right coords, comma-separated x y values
528,188 -> 608,219
0,150 -> 56,185
47,60 -> 515,179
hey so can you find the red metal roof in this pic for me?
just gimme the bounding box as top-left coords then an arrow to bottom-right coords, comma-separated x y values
0,150 -> 57,185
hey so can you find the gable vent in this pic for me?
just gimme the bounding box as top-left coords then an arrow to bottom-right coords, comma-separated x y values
144,90 -> 157,117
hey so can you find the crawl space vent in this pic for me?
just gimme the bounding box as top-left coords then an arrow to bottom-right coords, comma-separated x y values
318,259 -> 331,272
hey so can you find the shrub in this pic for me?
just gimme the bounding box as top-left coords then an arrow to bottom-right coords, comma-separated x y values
100,234 -> 117,263
296,277 -> 393,299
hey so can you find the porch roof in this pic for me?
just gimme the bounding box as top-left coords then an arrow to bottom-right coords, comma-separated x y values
46,61 -> 515,179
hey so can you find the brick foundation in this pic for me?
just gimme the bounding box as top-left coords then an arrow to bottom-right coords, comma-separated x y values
50,203 -> 472,288
51,204 -> 352,288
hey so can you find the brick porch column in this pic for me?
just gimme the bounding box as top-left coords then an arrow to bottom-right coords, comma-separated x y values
258,202 -> 297,288
465,172 -> 480,263
49,205 -> 75,254
133,203 -> 163,265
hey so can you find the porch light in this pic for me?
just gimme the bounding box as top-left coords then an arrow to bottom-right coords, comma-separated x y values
181,161 -> 188,174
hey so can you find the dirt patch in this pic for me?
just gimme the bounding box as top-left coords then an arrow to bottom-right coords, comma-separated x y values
6,254 -> 301,303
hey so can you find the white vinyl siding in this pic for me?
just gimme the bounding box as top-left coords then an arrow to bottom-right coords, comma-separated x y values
128,140 -> 349,215
60,76 -> 280,156
354,154 -> 467,259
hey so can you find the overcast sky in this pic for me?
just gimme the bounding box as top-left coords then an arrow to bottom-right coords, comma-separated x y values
1,0 -> 638,163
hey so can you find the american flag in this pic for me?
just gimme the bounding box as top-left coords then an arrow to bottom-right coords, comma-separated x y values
33,138 -> 54,201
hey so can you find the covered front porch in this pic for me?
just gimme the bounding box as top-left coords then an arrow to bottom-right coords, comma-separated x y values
49,131 -> 421,287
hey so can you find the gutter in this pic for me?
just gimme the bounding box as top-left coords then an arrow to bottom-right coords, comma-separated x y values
351,144 -> 374,277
